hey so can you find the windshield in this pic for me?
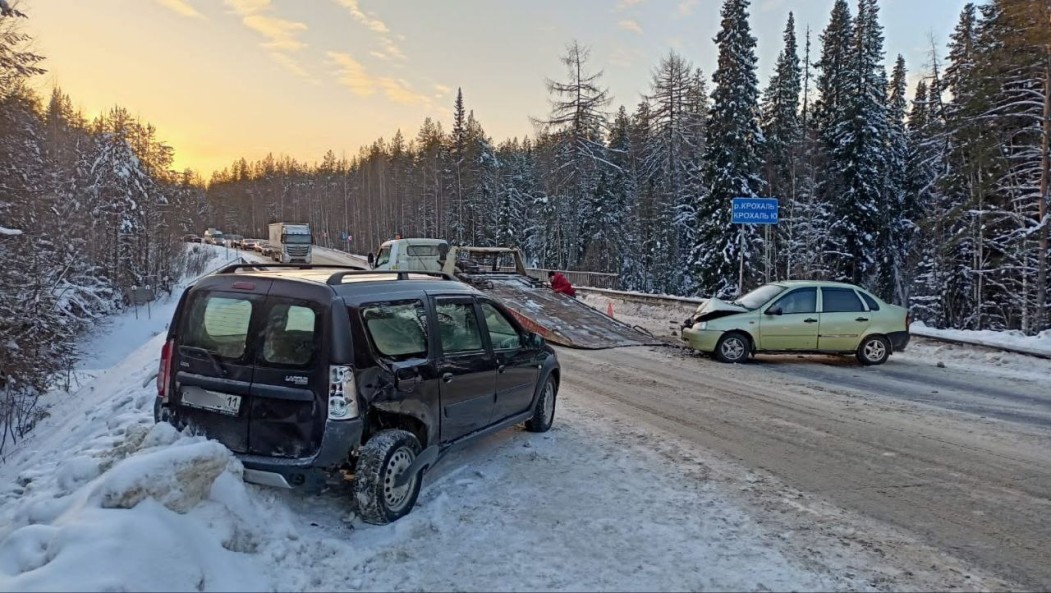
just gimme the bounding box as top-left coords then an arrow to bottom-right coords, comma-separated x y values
283,233 -> 311,244
734,284 -> 786,310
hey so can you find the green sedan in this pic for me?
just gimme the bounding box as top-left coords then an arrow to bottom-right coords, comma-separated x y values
681,280 -> 911,365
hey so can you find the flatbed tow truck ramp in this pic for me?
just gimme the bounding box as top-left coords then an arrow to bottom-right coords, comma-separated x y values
443,247 -> 661,349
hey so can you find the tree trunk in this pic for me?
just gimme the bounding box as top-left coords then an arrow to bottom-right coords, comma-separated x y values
1037,52 -> 1051,331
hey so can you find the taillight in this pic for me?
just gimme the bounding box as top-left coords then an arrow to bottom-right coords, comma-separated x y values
906,311 -> 912,327
328,365 -> 359,420
157,339 -> 174,399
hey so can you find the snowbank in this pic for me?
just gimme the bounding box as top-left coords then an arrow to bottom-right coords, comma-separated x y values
0,227 -> 21,236
0,335 -> 270,592
911,322 -> 1051,358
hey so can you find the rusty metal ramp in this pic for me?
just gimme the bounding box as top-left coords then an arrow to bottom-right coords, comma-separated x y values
462,273 -> 661,349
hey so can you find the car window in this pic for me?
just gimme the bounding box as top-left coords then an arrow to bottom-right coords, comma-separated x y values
436,301 -> 484,355
736,284 -> 787,309
858,291 -> 881,311
361,300 -> 428,360
183,294 -> 253,359
822,288 -> 865,313
260,302 -> 318,367
771,288 -> 817,314
480,302 -> 521,350
375,246 -> 391,267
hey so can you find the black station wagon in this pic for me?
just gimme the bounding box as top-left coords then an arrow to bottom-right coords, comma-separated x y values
154,264 -> 560,524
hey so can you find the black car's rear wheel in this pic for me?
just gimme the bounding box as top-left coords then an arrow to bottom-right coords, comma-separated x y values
355,429 -> 422,525
525,376 -> 557,433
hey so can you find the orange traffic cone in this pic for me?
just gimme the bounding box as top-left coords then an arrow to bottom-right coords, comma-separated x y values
607,302 -> 614,318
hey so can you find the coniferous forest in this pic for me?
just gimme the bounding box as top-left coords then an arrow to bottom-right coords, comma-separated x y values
2,0 -> 1050,430
207,0 -> 1051,336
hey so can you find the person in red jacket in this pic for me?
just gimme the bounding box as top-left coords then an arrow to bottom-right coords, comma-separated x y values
548,270 -> 576,297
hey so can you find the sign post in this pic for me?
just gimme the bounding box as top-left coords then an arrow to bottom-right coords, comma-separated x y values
731,198 -> 779,294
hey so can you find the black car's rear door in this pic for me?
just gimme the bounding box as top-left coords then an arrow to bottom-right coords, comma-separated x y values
173,284 -> 271,453
246,296 -> 328,458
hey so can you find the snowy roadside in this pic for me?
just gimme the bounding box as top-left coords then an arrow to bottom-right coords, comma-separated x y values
0,259 -> 954,592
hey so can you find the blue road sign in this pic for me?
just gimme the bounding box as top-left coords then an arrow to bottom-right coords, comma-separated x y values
732,197 -> 779,225
340,231 -> 348,241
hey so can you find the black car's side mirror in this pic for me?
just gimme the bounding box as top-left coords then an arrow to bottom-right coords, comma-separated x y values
523,332 -> 544,348
765,307 -> 783,316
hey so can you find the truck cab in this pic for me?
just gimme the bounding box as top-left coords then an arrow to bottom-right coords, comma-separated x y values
372,238 -> 449,272
269,222 -> 313,264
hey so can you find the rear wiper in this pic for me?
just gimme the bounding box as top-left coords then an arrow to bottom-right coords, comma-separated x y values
179,345 -> 229,377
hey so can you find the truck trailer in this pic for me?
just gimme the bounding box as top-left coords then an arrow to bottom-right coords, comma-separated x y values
267,222 -> 313,264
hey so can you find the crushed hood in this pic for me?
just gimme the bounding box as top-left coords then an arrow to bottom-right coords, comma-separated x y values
694,297 -> 747,316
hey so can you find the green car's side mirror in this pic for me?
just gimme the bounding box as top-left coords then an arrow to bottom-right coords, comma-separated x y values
765,307 -> 783,316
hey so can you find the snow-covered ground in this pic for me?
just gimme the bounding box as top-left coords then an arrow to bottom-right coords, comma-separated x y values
0,246 -> 950,592
911,321 -> 1051,358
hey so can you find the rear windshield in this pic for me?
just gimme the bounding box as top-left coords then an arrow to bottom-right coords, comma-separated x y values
183,294 -> 254,359
360,300 -> 428,360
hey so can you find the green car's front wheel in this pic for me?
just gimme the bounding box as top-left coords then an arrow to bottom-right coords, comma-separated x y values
714,332 -> 750,364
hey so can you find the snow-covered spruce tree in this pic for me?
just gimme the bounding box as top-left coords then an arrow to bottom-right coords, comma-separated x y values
880,54 -> 914,304
692,0 -> 765,297
822,0 -> 889,289
582,106 -> 633,274
761,12 -> 803,282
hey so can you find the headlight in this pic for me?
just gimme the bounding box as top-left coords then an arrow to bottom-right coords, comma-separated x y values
696,321 -> 708,330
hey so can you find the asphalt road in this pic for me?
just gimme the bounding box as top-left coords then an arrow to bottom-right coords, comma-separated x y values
557,344 -> 1051,589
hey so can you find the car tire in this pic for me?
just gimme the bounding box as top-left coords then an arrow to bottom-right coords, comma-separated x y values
354,429 -> 423,525
857,335 -> 890,366
714,332 -> 750,364
525,375 -> 557,433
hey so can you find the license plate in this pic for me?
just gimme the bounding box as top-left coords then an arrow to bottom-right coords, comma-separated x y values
181,386 -> 242,416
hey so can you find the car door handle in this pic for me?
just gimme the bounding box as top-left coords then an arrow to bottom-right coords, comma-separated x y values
441,373 -> 453,383
497,364 -> 506,374
855,317 -> 869,322
804,318 -> 818,323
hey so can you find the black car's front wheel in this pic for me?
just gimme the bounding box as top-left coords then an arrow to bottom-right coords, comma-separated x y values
354,429 -> 423,525
525,375 -> 557,433
714,332 -> 750,364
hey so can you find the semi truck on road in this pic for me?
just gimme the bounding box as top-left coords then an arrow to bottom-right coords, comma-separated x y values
267,222 -> 313,264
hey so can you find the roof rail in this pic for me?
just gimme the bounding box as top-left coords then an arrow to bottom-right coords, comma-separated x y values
325,270 -> 456,285
215,263 -> 368,275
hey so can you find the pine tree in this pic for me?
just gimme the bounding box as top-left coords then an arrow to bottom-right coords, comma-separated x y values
761,12 -> 803,282
534,41 -> 612,269
692,0 -> 764,297
824,0 -> 889,287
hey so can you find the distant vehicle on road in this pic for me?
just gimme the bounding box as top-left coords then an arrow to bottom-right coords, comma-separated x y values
254,240 -> 270,254
268,222 -> 313,264
224,234 -> 243,248
203,228 -> 224,245
681,280 -> 910,365
183,234 -> 201,243
241,238 -> 259,251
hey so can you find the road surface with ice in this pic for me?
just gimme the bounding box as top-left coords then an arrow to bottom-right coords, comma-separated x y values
577,293 -> 1051,590
0,248 -> 1046,591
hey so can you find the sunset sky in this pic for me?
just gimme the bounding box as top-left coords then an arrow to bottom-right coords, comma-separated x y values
24,0 -> 968,176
